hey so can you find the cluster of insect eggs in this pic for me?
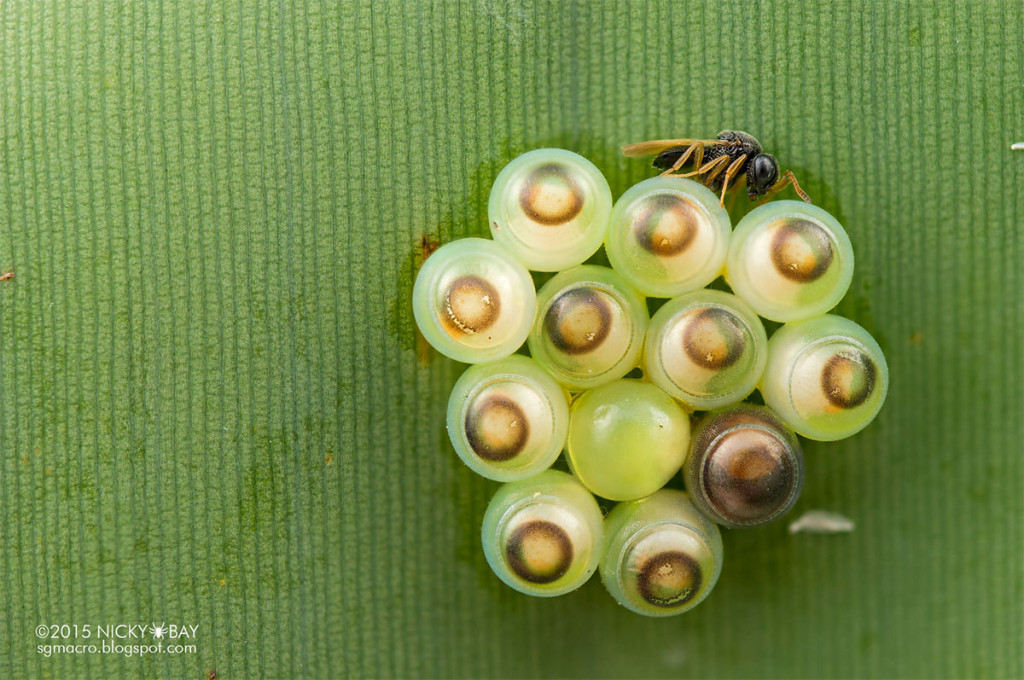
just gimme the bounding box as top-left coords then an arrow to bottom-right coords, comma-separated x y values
412,148 -> 888,616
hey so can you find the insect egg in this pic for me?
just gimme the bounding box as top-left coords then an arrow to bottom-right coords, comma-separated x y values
605,176 -> 732,297
446,356 -> 569,482
599,489 -> 723,617
412,238 -> 536,363
528,265 -> 648,390
726,200 -> 854,322
760,315 -> 889,441
481,470 -> 604,597
644,289 -> 767,410
683,405 -> 804,528
566,380 -> 689,501
488,149 -> 613,271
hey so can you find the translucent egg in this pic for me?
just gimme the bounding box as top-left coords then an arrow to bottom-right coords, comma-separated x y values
488,149 -> 613,271
528,265 -> 648,390
412,238 -> 536,363
726,201 -> 854,322
644,289 -> 767,410
446,356 -> 570,481
481,469 -> 604,597
605,176 -> 732,298
760,315 -> 889,441
566,380 -> 689,501
683,405 -> 804,527
599,489 -> 723,617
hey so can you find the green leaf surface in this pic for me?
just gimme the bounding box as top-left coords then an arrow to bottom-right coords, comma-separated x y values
0,1 -> 1021,678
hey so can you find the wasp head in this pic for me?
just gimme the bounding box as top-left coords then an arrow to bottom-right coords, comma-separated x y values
746,153 -> 779,199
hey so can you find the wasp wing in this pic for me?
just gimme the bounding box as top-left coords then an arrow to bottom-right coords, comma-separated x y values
621,138 -> 732,157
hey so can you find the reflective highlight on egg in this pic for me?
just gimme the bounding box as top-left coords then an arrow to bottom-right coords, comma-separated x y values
412,238 -> 536,363
481,470 -> 604,597
644,290 -> 767,410
605,176 -> 731,298
684,405 -> 804,527
599,489 -> 723,616
447,355 -> 569,481
566,380 -> 689,501
726,201 -> 854,322
760,315 -> 889,441
529,266 -> 648,390
489,149 -> 613,271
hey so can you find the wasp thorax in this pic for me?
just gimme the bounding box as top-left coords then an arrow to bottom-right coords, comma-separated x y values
686,406 -> 804,527
636,550 -> 703,608
821,350 -> 877,408
519,164 -> 585,226
544,288 -> 613,355
505,520 -> 574,584
681,307 -> 746,370
770,218 -> 834,282
632,194 -> 700,256
442,275 -> 500,335
464,395 -> 529,462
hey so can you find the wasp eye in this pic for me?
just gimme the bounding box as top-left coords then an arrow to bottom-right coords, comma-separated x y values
750,154 -> 778,191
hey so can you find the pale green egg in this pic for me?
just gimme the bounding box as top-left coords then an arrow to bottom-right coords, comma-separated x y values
528,265 -> 648,390
683,405 -> 804,528
605,176 -> 731,298
488,149 -> 612,271
725,201 -> 854,322
412,238 -> 536,363
566,380 -> 689,501
760,315 -> 889,441
644,289 -> 767,410
446,355 -> 570,482
481,469 -> 604,597
599,489 -> 723,617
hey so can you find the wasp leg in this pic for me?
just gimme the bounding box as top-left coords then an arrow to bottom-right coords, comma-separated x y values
680,153 -> 729,181
764,170 -> 812,203
718,154 -> 749,206
659,142 -> 704,176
